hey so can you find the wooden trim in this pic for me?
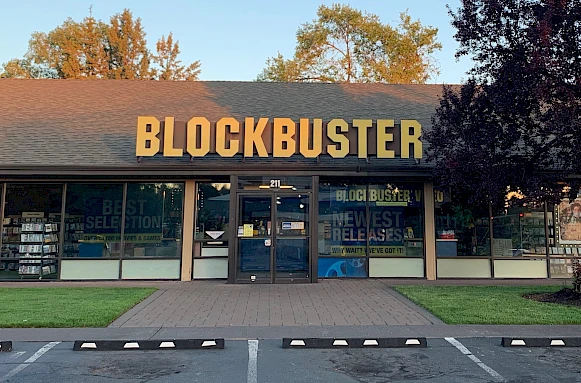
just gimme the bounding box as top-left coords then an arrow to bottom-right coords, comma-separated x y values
57,184 -> 67,280
0,184 -> 5,259
544,201 -> 551,278
227,176 -> 238,283
0,167 -> 433,178
488,202 -> 495,278
180,180 -> 196,281
310,176 -> 319,282
118,183 -> 128,279
424,182 -> 436,280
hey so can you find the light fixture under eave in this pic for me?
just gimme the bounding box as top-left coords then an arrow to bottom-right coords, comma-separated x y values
259,185 -> 270,189
280,185 -> 294,189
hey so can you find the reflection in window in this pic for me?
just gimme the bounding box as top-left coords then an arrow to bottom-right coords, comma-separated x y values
64,184 -> 124,258
492,201 -> 546,257
317,181 -> 424,278
275,195 -> 309,237
368,184 -> 424,257
555,189 -> 581,256
123,183 -> 184,258
435,198 -> 491,257
318,182 -> 367,258
1,184 -> 63,280
195,183 -> 230,257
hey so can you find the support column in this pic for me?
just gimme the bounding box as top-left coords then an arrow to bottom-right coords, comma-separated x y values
424,182 -> 437,280
181,180 -> 196,281
310,175 -> 319,282
227,176 -> 238,283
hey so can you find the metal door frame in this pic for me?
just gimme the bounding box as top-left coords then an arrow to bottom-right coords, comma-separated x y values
233,190 -> 312,283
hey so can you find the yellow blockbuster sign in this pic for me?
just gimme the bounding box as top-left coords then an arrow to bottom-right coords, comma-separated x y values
135,116 -> 423,159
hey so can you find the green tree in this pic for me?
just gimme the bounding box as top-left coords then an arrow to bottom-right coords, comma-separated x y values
1,7 -> 201,80
2,12 -> 109,79
81,13 -> 110,78
153,32 -> 201,81
0,59 -> 39,78
106,9 -> 151,79
257,4 -> 441,83
426,0 -> 581,209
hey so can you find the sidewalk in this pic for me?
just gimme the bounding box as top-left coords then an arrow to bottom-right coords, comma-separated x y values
1,278 -> 575,342
109,279 -> 442,327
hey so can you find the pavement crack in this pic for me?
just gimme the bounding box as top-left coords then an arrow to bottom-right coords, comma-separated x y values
149,326 -> 163,340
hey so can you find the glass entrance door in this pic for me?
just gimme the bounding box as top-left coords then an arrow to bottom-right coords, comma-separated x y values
274,194 -> 309,280
236,193 -> 310,283
237,195 -> 273,282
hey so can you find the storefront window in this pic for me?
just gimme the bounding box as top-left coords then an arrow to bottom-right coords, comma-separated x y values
195,183 -> 230,257
318,181 -> 367,277
492,202 -> 546,257
319,182 -> 367,257
63,184 -> 124,258
435,198 -> 491,257
368,183 -> 424,257
318,181 -> 425,278
555,189 -> 581,255
1,184 -> 63,280
123,183 -> 184,258
550,189 -> 581,278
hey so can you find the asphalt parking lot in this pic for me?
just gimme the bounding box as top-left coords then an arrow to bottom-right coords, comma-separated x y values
1,338 -> 581,383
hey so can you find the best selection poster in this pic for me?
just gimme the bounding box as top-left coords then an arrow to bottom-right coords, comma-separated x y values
82,189 -> 164,243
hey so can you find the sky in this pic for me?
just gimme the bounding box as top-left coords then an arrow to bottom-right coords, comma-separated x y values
0,0 -> 473,84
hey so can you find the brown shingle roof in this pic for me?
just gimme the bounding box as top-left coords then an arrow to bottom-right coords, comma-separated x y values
0,79 -> 448,174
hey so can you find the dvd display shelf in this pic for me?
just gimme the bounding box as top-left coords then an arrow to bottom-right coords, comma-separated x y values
19,222 -> 59,279
1,218 -> 59,279
63,216 -> 84,257
0,219 -> 21,278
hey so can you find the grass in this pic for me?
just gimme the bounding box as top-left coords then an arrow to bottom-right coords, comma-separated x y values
393,285 -> 581,325
0,287 -> 156,328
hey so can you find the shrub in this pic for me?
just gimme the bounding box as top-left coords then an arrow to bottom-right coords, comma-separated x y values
572,257 -> 581,294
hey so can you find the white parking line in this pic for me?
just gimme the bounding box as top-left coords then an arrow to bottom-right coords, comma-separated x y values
4,352 -> 26,362
0,342 -> 60,382
247,339 -> 258,383
445,337 -> 506,382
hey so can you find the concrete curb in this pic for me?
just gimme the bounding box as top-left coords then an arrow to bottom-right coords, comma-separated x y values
502,337 -> 581,347
0,341 -> 12,352
6,325 -> 581,342
108,289 -> 166,328
282,337 -> 427,348
73,338 -> 225,351
383,285 -> 446,325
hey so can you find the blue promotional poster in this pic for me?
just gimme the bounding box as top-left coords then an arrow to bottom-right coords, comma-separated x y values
318,258 -> 367,278
82,189 -> 163,243
323,185 -> 420,256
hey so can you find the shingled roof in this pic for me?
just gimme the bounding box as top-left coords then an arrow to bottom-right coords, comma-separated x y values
0,79 -> 447,176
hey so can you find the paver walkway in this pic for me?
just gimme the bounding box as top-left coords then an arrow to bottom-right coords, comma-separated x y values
109,279 -> 440,328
